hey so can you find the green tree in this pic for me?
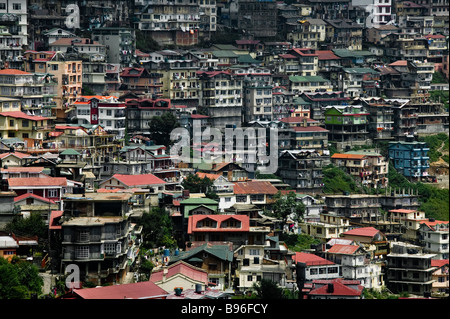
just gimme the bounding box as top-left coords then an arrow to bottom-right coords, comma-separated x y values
140,207 -> 176,248
322,164 -> 361,194
272,191 -> 305,225
0,257 -> 43,299
5,212 -> 47,241
253,279 -> 286,299
149,111 -> 180,146
181,174 -> 218,200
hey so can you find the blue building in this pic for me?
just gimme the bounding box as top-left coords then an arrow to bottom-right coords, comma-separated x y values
388,141 -> 430,179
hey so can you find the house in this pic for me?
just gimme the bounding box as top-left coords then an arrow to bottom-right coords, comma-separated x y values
233,180 -> 278,207
288,75 -> 331,95
430,259 -> 449,297
299,212 -> 351,242
299,91 -> 351,122
196,173 -> 235,212
120,67 -> 163,96
386,242 -> 437,296
331,150 -> 389,189
99,173 -> 166,195
187,214 -> 269,248
0,234 -> 19,262
60,281 -> 168,299
0,152 -> 30,167
341,227 -> 390,260
388,140 -> 431,181
307,278 -> 364,299
277,149 -> 330,194
417,219 -> 449,260
150,260 -> 209,293
0,166 -> 47,179
0,111 -> 51,147
293,252 -> 341,282
234,243 -> 290,292
293,126 -> 329,150
166,287 -> 231,299
7,177 -> 70,210
324,105 -> 371,151
60,192 -> 141,286
13,193 -> 58,222
325,243 -> 383,289
167,243 -> 234,290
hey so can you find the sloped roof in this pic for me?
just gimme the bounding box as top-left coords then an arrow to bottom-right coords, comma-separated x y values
0,69 -> 32,75
0,152 -> 31,159
150,260 -> 208,284
233,181 -> 278,195
343,227 -> 381,238
8,177 -> 67,187
293,252 -> 335,266
187,214 -> 250,234
293,126 -> 329,132
14,193 -> 56,204
308,278 -> 364,297
327,244 -> 361,255
72,281 -> 168,299
110,173 -> 166,187
331,153 -> 366,160
0,111 -> 49,121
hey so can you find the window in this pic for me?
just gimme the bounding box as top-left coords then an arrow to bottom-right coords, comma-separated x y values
249,249 -> 260,255
13,3 -> 21,10
76,246 -> 89,259
47,189 -> 58,197
104,243 -> 116,254
247,275 -> 253,282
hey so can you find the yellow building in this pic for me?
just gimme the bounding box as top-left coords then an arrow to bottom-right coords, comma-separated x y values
0,111 -> 51,148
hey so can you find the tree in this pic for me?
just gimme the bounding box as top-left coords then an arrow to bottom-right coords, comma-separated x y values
0,257 -> 43,299
272,191 -> 305,225
181,174 -> 218,200
253,279 -> 285,299
5,213 -> 47,242
140,207 -> 176,249
148,112 -> 180,146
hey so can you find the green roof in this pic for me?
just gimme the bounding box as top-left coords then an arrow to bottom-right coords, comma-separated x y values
169,243 -> 234,264
60,149 -> 80,155
237,54 -> 261,64
293,96 -> 311,105
345,150 -> 382,156
332,49 -> 374,58
289,75 -> 330,83
212,50 -> 238,58
180,197 -> 219,205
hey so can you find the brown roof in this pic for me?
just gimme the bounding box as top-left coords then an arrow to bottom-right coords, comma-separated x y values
233,181 -> 278,195
8,177 -> 67,187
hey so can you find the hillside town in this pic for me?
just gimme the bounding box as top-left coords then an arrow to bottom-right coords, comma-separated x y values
0,0 -> 448,301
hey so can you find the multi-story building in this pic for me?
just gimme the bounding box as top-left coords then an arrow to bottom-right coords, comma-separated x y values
277,149 -> 330,195
388,140 -> 430,180
300,91 -> 351,122
133,0 -> 202,46
299,212 -> 351,242
197,70 -> 243,130
324,19 -> 363,51
46,59 -> 83,121
331,150 -> 389,188
0,68 -> 58,118
0,0 -> 28,48
386,242 -> 436,296
289,75 -> 331,95
418,220 -> 449,260
324,105 -> 371,151
120,67 -> 163,97
60,192 -> 140,285
0,111 -> 51,147
324,194 -> 383,224
360,97 -> 395,142
336,67 -> 380,98
351,0 -> 392,25
277,48 -> 319,77
293,126 -> 329,150
91,27 -> 136,66
237,0 -> 278,40
0,25 -> 24,69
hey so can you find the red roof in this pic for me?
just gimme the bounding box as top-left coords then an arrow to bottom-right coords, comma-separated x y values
188,214 -> 250,234
389,60 -> 408,67
196,172 -> 222,181
150,261 -> 208,284
388,209 -> 417,214
331,153 -> 366,160
111,173 -> 166,187
1,166 -> 45,173
233,181 -> 278,195
8,177 -> 67,187
308,278 -> 363,297
424,34 -> 445,39
420,220 -> 449,230
293,252 -> 335,266
49,210 -> 63,230
0,111 -> 49,121
431,259 -> 449,268
191,114 -> 210,119
343,227 -> 381,238
327,244 -> 360,255
72,281 -> 168,299
0,152 -> 31,159
316,50 -> 340,60
0,68 -> 32,75
280,117 -> 316,123
14,193 -> 56,204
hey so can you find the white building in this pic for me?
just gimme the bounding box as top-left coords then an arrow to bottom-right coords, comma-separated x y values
418,220 -> 449,260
